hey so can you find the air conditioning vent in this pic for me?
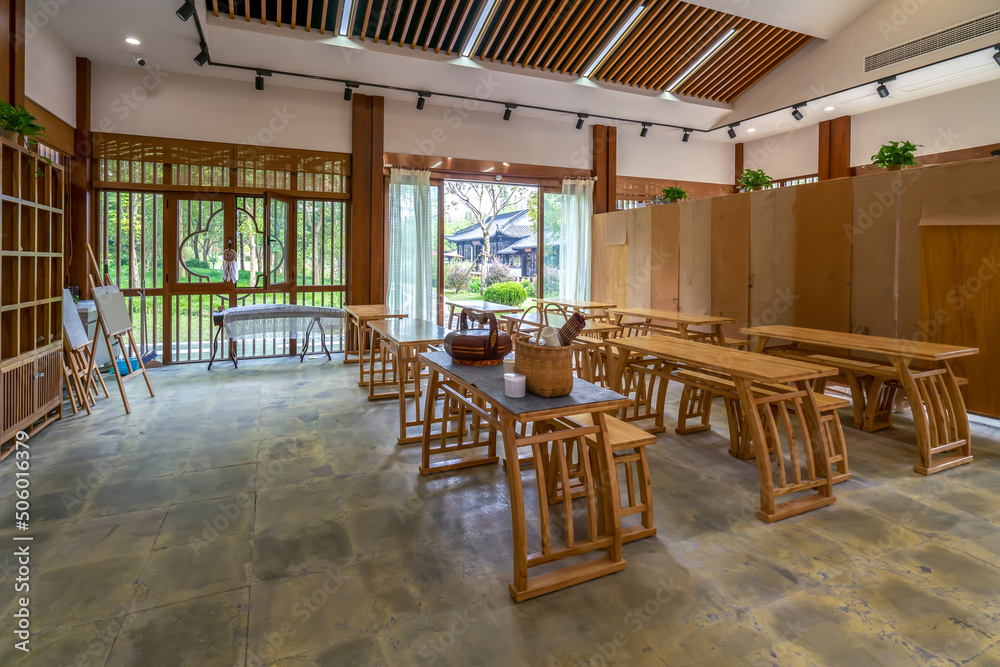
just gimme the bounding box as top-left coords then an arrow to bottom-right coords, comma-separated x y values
865,11 -> 1000,72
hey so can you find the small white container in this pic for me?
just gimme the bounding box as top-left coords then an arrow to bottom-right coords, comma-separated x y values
504,373 -> 526,398
503,356 -> 516,374
541,326 -> 561,347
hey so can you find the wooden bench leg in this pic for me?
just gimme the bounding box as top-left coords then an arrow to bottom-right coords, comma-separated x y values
676,384 -> 713,435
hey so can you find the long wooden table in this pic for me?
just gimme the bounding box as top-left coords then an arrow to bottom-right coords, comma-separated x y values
610,308 -> 735,346
501,311 -> 623,339
343,305 -> 408,386
368,318 -> 450,444
741,325 -> 979,475
419,351 -> 630,601
535,297 -> 616,322
606,335 -> 840,522
445,300 -> 522,329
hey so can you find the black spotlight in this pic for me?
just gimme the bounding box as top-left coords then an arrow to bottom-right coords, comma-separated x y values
791,104 -> 804,121
993,46 -> 1000,67
344,84 -> 356,101
640,123 -> 650,138
503,104 -> 516,121
255,74 -> 264,91
682,129 -> 691,143
876,76 -> 895,99
194,43 -> 210,66
727,125 -> 737,139
575,114 -> 588,130
176,0 -> 195,22
417,92 -> 430,110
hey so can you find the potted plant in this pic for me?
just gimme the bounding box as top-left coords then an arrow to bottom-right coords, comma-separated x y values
740,168 -> 773,191
0,100 -> 45,148
870,140 -> 921,171
661,186 -> 688,203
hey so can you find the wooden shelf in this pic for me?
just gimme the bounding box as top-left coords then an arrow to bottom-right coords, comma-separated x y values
0,138 -> 66,447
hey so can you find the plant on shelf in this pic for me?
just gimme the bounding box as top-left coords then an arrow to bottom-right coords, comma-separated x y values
870,140 -> 921,171
739,169 -> 773,192
0,100 -> 45,147
661,186 -> 688,202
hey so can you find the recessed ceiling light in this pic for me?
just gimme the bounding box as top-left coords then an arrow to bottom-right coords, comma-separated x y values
824,106 -> 835,111
125,37 -> 141,45
746,128 -> 756,133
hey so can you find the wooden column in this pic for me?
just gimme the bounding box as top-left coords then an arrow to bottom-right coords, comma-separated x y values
818,115 -> 851,180
592,125 -> 616,214
734,142 -> 744,191
0,0 -> 24,105
349,94 -> 385,305
69,58 -> 92,295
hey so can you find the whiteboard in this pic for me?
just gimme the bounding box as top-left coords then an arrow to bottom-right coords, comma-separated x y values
92,286 -> 134,336
62,289 -> 91,350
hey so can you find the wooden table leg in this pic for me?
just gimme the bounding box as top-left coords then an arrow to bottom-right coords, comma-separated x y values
344,315 -> 360,364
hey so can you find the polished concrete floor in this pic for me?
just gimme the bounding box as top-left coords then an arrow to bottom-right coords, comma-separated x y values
1,356 -> 999,666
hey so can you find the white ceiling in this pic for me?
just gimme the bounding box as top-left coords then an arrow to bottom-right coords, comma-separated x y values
686,0 -> 883,39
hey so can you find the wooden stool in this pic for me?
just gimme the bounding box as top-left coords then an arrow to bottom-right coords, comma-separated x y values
557,413 -> 657,543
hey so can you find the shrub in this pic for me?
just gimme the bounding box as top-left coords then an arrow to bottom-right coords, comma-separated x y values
470,278 -> 481,293
543,268 -> 560,298
444,261 -> 473,292
483,281 -> 528,307
520,279 -> 535,298
482,260 -> 513,289
186,258 -> 211,269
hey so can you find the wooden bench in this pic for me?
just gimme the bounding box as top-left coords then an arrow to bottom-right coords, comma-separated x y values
550,413 -> 657,543
674,369 -> 851,485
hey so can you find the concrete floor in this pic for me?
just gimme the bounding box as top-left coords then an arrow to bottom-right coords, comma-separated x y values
1,356 -> 999,666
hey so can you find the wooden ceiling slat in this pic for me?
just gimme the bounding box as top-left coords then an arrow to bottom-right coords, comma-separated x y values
276,0 -> 283,27
410,0 -> 434,49
229,0 -> 235,19
642,13 -> 737,90
602,1 -> 688,83
697,27 -> 789,99
319,0 -> 330,33
566,0 -> 637,76
346,0 -> 360,38
489,1 -> 528,63
683,24 -> 779,98
400,0 -> 419,48
245,1 -> 251,21
387,0 -> 405,45
480,0 -> 518,61
539,0 -> 596,72
261,0 -> 267,24
305,0 -> 313,31
513,0 -> 559,67
291,0 -> 298,29
374,0 -> 390,42
446,1 -> 476,55
501,1 -> 546,65
551,0 -> 616,74
212,0 -> 219,17
359,0 -> 374,41
599,1 -> 672,81
435,1 -> 460,54
721,33 -> 811,101
523,0 -> 570,68
424,1 -> 448,51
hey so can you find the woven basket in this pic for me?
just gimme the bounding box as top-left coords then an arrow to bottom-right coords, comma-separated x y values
514,326 -> 575,398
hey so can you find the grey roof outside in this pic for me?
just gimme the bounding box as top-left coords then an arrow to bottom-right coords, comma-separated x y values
445,209 -> 530,244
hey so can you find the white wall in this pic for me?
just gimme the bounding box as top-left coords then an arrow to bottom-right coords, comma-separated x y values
731,0 -> 1000,121
743,124 -> 819,180
852,77 -> 1000,165
24,2 -> 76,126
617,128 -> 734,184
91,64 -> 352,152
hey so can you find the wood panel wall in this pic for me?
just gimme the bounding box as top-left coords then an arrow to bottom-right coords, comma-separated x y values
711,194 -> 750,338
593,125 -> 617,214
792,179 -> 852,331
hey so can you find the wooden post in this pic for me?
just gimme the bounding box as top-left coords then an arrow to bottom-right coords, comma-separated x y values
0,0 -> 25,106
818,115 -> 851,180
349,93 -> 386,305
70,57 -> 92,297
592,125 -> 616,214
734,142 -> 744,192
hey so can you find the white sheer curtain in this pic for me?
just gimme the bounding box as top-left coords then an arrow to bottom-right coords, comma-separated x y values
387,168 -> 434,321
559,178 -> 594,301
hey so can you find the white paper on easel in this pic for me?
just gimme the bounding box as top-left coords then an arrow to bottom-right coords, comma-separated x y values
92,286 -> 134,336
62,289 -> 91,350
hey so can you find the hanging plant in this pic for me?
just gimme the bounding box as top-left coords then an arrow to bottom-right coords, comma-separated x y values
0,100 -> 45,147
740,168 -> 773,191
870,140 -> 921,171
661,186 -> 688,203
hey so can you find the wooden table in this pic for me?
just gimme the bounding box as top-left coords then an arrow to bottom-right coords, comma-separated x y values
610,308 -> 735,346
445,300 -> 523,329
419,351 -> 630,601
501,311 -> 623,340
343,305 -> 408,386
741,325 -> 979,475
367,319 -> 450,444
535,298 -> 616,322
606,335 -> 839,522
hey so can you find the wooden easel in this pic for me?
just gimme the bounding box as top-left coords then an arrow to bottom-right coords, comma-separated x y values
85,244 -> 155,415
61,287 -> 109,416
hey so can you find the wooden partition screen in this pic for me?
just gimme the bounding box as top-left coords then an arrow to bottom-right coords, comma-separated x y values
593,156 -> 1000,417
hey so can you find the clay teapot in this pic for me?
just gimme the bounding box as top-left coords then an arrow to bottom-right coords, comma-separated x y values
443,309 -> 513,365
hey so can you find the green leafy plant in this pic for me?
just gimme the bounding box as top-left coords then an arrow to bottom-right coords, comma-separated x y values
444,260 -> 473,292
661,186 -> 688,202
519,278 -> 535,298
482,260 -> 514,290
470,277 -> 481,293
739,169 -> 773,191
482,281 -> 528,307
870,140 -> 921,169
0,100 -> 45,145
